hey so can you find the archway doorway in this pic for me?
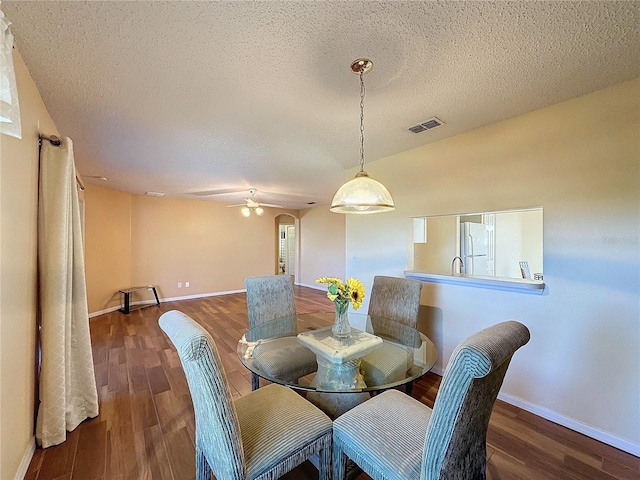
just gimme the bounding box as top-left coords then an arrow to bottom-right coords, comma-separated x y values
275,214 -> 298,282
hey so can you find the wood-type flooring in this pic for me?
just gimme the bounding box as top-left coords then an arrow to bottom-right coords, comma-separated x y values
25,286 -> 639,480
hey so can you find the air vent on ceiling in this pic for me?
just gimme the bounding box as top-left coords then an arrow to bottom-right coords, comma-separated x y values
408,117 -> 444,134
145,191 -> 165,197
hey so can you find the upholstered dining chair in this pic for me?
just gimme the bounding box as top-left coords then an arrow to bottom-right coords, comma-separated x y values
333,320 -> 530,480
159,310 -> 332,480
367,275 -> 423,325
245,275 -> 317,390
360,275 -> 429,393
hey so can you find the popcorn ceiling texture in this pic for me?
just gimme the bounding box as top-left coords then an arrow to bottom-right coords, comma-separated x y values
3,1 -> 638,207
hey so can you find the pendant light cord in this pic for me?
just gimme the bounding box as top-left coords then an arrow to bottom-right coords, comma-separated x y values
359,68 -> 366,173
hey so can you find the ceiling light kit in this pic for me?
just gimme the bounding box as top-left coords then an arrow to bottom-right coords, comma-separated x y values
241,206 -> 264,217
229,188 -> 283,217
330,58 -> 395,215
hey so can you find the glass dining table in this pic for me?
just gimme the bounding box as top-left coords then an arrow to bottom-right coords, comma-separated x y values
237,312 -> 437,418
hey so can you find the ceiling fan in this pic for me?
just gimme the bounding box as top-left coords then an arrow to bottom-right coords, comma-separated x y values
227,189 -> 285,216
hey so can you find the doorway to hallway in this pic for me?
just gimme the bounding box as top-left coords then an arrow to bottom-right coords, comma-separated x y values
276,214 -> 297,282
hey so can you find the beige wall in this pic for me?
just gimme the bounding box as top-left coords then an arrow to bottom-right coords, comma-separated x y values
298,207 -> 346,287
130,194 -> 299,296
83,189 -> 304,313
494,211 -> 524,278
84,185 -> 132,312
0,50 -> 58,480
346,78 -> 640,453
522,209 -> 543,275
414,216 -> 457,273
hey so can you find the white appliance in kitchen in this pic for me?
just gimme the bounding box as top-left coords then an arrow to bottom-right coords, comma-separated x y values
460,222 -> 492,275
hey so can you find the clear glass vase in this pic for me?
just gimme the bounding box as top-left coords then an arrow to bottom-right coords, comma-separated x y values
332,299 -> 351,338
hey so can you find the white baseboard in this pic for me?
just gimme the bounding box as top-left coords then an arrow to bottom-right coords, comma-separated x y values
89,305 -> 120,318
160,289 -> 245,303
15,437 -> 35,480
498,392 -> 640,457
90,284 -> 323,318
296,282 -> 325,291
426,371 -> 639,455
89,289 -> 247,318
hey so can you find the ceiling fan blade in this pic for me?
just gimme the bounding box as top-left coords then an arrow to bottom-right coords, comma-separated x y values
189,188 -> 244,197
190,188 -> 301,209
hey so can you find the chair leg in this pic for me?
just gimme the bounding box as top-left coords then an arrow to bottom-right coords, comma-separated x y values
405,380 -> 414,396
318,445 -> 332,480
195,446 -> 209,480
332,440 -> 348,480
251,372 -> 260,391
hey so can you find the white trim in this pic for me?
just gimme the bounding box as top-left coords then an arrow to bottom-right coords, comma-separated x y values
160,289 -> 245,303
296,282 -> 325,291
405,271 -> 545,295
498,392 -> 640,457
275,213 -> 300,280
88,289 -> 247,318
426,369 -> 638,455
15,437 -> 35,480
89,305 -> 120,318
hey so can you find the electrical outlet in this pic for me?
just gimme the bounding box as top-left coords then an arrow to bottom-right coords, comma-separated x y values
185,281 -> 190,288
178,282 -> 182,288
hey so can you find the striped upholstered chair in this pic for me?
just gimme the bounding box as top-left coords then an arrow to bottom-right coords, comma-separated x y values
159,310 -> 332,480
245,275 -> 317,390
368,275 -> 423,325
333,321 -> 530,480
360,275 -> 432,394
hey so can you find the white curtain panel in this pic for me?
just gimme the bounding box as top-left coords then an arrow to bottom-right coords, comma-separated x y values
36,137 -> 98,448
0,7 -> 22,138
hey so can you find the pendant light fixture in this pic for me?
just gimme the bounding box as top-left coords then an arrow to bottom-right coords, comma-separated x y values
330,59 -> 395,214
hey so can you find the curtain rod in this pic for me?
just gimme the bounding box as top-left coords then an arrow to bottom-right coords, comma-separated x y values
39,134 -> 61,146
38,134 -> 85,191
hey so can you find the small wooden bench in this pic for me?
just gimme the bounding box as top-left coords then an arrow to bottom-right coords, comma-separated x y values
118,285 -> 160,314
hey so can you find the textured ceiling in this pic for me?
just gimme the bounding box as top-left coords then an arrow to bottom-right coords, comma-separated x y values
3,1 -> 639,209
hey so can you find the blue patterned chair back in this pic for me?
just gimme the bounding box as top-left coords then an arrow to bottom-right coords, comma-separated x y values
368,275 -> 423,327
245,275 -> 296,328
422,321 -> 530,480
159,310 -> 245,480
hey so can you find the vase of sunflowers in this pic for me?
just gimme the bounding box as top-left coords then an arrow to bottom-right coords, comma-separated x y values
315,277 -> 365,338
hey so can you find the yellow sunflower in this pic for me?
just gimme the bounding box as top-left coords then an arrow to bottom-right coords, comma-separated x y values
316,276 -> 366,311
316,277 -> 345,302
346,277 -> 365,310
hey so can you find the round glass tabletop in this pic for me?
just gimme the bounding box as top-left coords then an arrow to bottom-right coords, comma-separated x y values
237,312 -> 437,394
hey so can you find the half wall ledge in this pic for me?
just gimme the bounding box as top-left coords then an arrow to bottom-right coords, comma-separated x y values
404,271 -> 546,295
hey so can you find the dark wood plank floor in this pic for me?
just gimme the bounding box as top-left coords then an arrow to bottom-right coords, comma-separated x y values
25,286 -> 639,480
